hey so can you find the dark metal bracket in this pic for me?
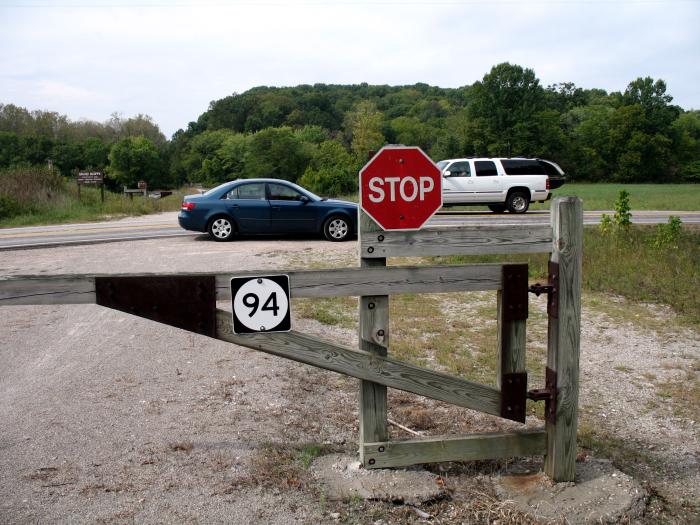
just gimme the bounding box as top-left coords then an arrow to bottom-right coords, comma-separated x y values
95,275 -> 216,337
502,264 -> 529,321
527,367 -> 557,424
528,261 -> 559,318
501,372 -> 527,423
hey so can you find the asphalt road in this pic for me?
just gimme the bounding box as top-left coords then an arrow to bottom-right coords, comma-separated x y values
1,210 -> 698,250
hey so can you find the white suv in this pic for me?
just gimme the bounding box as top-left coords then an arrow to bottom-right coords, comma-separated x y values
436,158 -> 565,213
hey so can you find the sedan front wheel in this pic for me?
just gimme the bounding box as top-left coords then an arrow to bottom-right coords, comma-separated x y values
323,216 -> 351,242
208,216 -> 235,241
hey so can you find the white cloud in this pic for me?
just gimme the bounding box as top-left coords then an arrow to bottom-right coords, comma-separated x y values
1,0 -> 699,135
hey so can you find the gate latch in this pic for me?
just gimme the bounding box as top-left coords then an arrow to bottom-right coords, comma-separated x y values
527,367 -> 557,424
528,261 -> 559,318
528,283 -> 553,296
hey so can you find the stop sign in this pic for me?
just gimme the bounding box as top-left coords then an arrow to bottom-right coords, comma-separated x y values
359,146 -> 442,231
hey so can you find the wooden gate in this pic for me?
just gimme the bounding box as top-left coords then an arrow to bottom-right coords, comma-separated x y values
0,196 -> 582,482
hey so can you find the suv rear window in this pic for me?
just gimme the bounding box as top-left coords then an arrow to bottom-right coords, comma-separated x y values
501,159 -> 546,175
537,160 -> 562,177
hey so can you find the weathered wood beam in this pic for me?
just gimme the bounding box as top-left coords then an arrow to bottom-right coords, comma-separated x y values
214,309 -> 502,416
362,430 -> 546,468
0,263 -> 503,306
545,197 -> 583,482
360,224 -> 553,258
358,210 -> 389,453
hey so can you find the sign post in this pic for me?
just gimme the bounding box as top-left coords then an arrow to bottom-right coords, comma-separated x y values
356,145 -> 442,461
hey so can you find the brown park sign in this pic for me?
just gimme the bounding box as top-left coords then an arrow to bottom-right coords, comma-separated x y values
78,172 -> 104,185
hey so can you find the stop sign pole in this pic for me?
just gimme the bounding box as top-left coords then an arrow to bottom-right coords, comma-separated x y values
359,145 -> 442,231
357,145 -> 442,460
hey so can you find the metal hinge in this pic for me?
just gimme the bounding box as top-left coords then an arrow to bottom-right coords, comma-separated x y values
527,367 -> 557,424
528,261 -> 559,318
501,372 -> 527,423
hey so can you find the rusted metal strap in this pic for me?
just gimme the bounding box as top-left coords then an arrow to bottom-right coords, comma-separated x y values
502,264 -> 528,321
501,372 -> 527,423
95,276 -> 216,336
527,367 -> 557,424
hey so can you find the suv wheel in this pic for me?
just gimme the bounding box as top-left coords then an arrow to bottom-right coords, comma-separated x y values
323,215 -> 350,242
506,191 -> 530,213
488,204 -> 506,214
208,216 -> 235,241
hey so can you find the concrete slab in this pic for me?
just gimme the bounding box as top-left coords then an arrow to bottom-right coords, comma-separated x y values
494,458 -> 646,524
310,454 -> 447,505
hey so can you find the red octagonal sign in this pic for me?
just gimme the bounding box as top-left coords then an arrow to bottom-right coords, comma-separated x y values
360,146 -> 442,231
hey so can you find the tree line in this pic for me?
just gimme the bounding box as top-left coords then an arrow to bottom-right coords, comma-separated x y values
2,63 -> 699,196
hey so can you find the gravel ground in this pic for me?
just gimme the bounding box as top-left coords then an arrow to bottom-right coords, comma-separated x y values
1,232 -> 698,523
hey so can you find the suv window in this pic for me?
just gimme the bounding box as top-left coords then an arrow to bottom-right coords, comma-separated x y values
501,159 -> 546,175
537,160 -> 561,177
236,183 -> 266,200
268,183 -> 304,201
447,161 -> 471,177
474,160 -> 498,176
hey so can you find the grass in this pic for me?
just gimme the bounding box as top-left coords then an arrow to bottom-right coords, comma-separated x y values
0,167 -> 187,227
435,225 -> 700,328
335,183 -> 700,211
531,183 -> 700,211
0,184 -> 185,227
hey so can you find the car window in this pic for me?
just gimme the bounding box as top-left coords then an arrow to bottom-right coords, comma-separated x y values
268,183 -> 304,201
447,161 -> 471,177
475,161 -> 498,176
537,160 -> 562,177
501,159 -> 546,175
236,183 -> 266,200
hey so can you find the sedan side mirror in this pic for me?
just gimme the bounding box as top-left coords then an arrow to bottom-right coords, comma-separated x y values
299,195 -> 310,203
443,170 -> 451,177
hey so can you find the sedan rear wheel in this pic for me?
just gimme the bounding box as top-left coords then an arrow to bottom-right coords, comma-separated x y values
323,216 -> 350,242
208,216 -> 235,241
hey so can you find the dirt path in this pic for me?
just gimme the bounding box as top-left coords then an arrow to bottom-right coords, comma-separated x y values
1,236 -> 698,523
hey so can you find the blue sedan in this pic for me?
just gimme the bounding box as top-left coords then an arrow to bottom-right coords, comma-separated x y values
178,179 -> 358,242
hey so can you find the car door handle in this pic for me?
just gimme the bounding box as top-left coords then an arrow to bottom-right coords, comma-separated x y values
229,204 -> 239,208
271,206 -> 281,210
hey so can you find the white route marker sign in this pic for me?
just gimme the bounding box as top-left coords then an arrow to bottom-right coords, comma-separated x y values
230,275 -> 291,334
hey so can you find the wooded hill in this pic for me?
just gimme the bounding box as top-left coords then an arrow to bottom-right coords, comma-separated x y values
2,63 -> 699,196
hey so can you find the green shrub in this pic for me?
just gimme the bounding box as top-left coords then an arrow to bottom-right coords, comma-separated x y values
652,215 -> 683,249
0,194 -> 20,219
599,213 -> 613,235
613,189 -> 632,229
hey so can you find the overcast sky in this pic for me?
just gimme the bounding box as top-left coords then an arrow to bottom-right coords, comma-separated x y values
1,0 -> 699,137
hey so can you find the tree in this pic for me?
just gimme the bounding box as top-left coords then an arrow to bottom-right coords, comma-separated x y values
468,62 -> 546,155
298,140 -> 356,195
108,136 -> 164,187
623,78 -> 675,120
344,101 -> 385,162
243,127 -> 309,182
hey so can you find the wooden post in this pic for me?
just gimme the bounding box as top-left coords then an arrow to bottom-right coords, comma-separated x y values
544,196 -> 583,482
358,210 -> 389,462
